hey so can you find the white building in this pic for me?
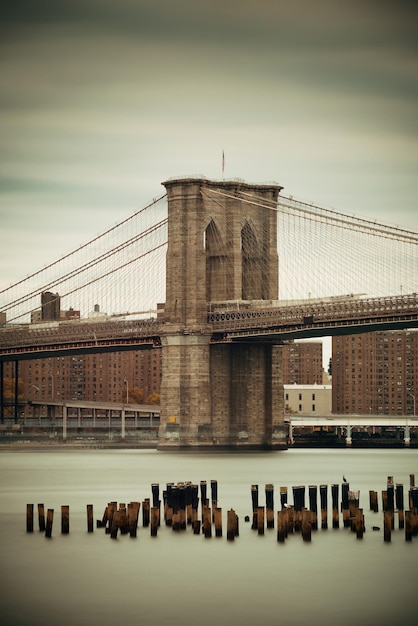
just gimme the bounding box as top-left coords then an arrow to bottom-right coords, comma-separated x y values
284,383 -> 332,415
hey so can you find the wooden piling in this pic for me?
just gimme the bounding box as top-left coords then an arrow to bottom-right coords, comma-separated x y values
251,484 -> 259,530
128,502 -> 140,537
211,480 -> 218,515
45,508 -> 54,538
171,487 -> 180,531
369,490 -> 379,513
410,487 -> 418,536
355,508 -> 364,539
227,509 -> 238,541
151,483 -> 159,507
87,504 -> 94,533
203,505 -> 212,538
386,483 -> 395,529
214,507 -> 222,537
396,484 -> 404,529
331,484 -> 339,528
106,502 -> 117,535
150,506 -> 159,537
319,484 -> 328,529
200,481 -> 207,521
186,483 -> 192,525
301,509 -> 311,542
383,509 -> 392,542
280,486 -> 288,509
119,504 -> 129,535
179,484 -> 187,530
110,509 -> 121,539
257,506 -> 265,535
309,485 -> 318,531
292,486 -> 305,532
265,484 -> 274,529
341,483 -> 350,527
38,503 -> 45,532
26,504 -> 34,533
142,498 -> 150,528
277,509 -> 286,543
61,505 -> 70,534
165,484 -> 173,527
405,510 -> 412,541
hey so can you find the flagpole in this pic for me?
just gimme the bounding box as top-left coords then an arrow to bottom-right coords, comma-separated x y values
222,150 -> 225,179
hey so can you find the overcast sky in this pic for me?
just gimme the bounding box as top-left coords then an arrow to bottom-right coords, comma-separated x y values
1,0 -> 417,293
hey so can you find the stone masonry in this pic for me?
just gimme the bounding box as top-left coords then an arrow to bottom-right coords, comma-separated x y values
158,177 -> 288,450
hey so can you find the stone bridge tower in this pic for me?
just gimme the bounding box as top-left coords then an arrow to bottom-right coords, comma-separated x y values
158,177 -> 288,450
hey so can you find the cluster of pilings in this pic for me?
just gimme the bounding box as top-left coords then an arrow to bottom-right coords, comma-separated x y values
26,502 -> 95,537
26,474 -> 418,543
249,473 -> 418,543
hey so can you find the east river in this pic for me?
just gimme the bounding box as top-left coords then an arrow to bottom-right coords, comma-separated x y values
1,448 -> 417,626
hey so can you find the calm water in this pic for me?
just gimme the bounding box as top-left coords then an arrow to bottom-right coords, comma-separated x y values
1,448 -> 417,626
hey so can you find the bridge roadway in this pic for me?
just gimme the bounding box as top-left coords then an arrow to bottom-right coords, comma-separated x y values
0,293 -> 417,360
288,414 -> 418,446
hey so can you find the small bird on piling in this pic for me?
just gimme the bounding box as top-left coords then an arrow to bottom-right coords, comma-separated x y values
343,475 -> 347,483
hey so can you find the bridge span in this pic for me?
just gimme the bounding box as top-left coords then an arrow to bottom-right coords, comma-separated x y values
288,415 -> 418,447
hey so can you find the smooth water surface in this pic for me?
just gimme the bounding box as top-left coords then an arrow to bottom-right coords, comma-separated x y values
1,448 -> 417,626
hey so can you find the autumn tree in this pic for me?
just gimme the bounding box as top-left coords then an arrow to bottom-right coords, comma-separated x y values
147,392 -> 160,405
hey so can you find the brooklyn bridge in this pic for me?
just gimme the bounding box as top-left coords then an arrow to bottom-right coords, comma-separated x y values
1,177 -> 417,449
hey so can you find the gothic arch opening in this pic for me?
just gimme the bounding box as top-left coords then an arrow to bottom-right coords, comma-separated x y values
241,221 -> 263,300
205,219 -> 227,302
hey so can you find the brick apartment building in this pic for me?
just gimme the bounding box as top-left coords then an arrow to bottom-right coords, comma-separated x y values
332,329 -> 417,415
281,341 -> 324,384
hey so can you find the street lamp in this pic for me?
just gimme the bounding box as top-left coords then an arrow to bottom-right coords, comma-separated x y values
124,378 -> 129,404
408,393 -> 416,417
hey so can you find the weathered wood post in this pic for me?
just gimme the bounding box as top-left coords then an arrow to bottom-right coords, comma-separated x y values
150,507 -> 159,536
171,487 -> 180,531
191,484 -> 199,526
151,483 -> 160,525
26,504 -> 34,533
355,508 -> 364,539
179,484 -> 187,530
257,506 -> 265,535
265,484 -> 274,529
211,480 -> 218,515
277,510 -> 286,543
396,484 -> 404,529
203,504 -> 212,538
292,486 -> 305,532
214,507 -> 222,537
308,485 -> 318,531
280,486 -> 288,509
38,503 -> 46,532
110,509 -> 121,539
186,483 -> 192,525
405,510 -> 412,541
200,481 -> 208,517
119,504 -> 129,535
128,502 -> 140,537
319,484 -> 328,530
341,482 -> 350,527
251,484 -> 259,530
331,484 -> 339,528
227,509 -> 239,541
45,508 -> 54,538
165,484 -> 173,527
410,487 -> 418,536
369,490 -> 379,513
61,505 -> 70,534
387,482 -> 395,530
106,502 -> 117,535
87,504 -> 94,533
142,498 -> 150,528
301,509 -> 311,542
